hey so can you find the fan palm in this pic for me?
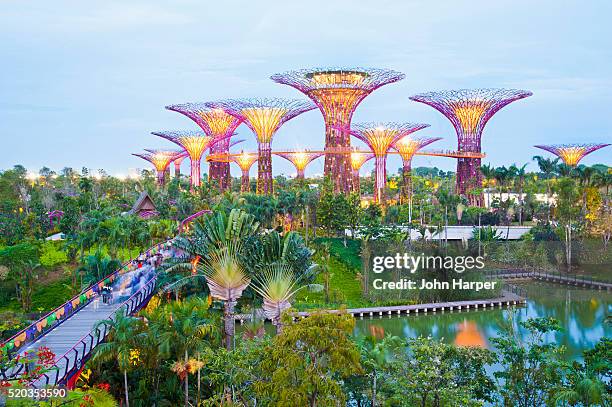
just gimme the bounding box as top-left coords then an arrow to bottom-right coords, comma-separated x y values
251,262 -> 303,334
199,243 -> 250,350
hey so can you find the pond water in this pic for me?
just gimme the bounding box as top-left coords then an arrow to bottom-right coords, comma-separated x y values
352,281 -> 611,360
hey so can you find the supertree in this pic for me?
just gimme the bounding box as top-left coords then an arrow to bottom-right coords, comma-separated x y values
534,143 -> 610,167
133,150 -> 180,185
207,98 -> 316,194
165,103 -> 242,190
172,151 -> 188,178
274,151 -> 324,180
410,88 -> 532,206
392,136 -> 442,203
349,150 -> 374,195
271,67 -> 404,193
345,123 -> 430,203
231,152 -> 258,192
152,130 -> 222,189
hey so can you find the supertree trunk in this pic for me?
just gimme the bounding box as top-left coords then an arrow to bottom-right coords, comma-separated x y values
257,142 -> 273,195
373,155 -> 387,203
352,169 -> 361,195
174,162 -> 181,178
324,122 -> 354,194
296,169 -> 305,180
401,161 -> 412,204
209,160 -> 231,191
191,158 -> 201,188
156,170 -> 166,186
241,170 -> 250,192
457,156 -> 483,206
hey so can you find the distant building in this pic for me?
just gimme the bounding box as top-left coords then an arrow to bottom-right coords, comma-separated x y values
127,191 -> 158,219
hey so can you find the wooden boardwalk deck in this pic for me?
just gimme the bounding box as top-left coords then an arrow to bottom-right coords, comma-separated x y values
489,270 -> 612,290
236,290 -> 526,323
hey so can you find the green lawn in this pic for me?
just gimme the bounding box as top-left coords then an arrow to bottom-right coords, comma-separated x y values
0,277 -> 74,313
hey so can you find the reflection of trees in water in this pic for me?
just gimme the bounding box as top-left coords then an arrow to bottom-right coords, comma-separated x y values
353,283 -> 610,360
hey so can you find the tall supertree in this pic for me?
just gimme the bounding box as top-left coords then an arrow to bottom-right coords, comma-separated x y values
392,136 -> 442,203
231,151 -> 258,192
152,130 -> 222,189
274,151 -> 324,180
410,88 -> 532,206
350,150 -> 374,195
172,151 -> 188,178
534,143 -> 610,167
345,123 -> 430,203
271,67 -> 404,193
207,98 -> 315,194
133,150 -> 179,185
166,103 -> 242,191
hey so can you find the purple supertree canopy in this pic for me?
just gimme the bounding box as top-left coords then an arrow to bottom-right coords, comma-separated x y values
165,102 -> 242,139
205,98 -> 316,141
270,67 -> 405,93
206,98 -> 315,195
410,88 -> 532,206
534,143 -> 610,166
270,67 -> 404,194
409,88 -> 532,147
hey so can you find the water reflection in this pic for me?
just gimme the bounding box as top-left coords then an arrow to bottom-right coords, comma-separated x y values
353,282 -> 611,360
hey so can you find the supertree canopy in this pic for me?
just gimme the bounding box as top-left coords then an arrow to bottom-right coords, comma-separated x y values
231,151 -> 258,192
410,88 -> 532,205
271,67 -> 404,193
152,130 -> 220,189
207,98 -> 316,195
346,122 -> 430,203
534,143 -> 610,167
274,151 -> 324,179
393,136 -> 442,203
350,150 -> 374,195
133,150 -> 180,185
166,103 -> 243,191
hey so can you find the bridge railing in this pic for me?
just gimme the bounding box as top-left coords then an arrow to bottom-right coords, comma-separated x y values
0,240 -> 172,369
36,273 -> 158,387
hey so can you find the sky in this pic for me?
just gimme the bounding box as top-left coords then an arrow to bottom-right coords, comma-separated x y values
0,0 -> 611,178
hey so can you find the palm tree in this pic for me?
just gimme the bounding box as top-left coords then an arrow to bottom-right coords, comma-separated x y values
480,164 -> 495,207
533,155 -> 560,221
509,163 -> 528,225
357,335 -> 402,406
153,298 -> 219,406
494,166 -> 509,202
79,250 -> 121,286
93,312 -> 145,407
199,243 -> 250,350
251,262 -> 303,334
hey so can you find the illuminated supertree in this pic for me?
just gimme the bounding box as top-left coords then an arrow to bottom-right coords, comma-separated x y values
410,88 -> 532,205
393,136 -> 442,203
152,130 -> 220,189
207,98 -> 315,194
172,151 -> 188,178
271,67 -> 404,193
166,103 -> 242,190
133,150 -> 179,185
345,123 -> 430,203
350,150 -> 374,195
534,143 -> 610,167
274,151 -> 324,179
231,151 -> 258,192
